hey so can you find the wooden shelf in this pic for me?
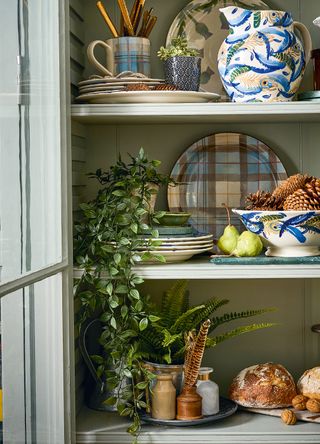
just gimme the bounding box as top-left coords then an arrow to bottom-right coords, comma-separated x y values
73,257 -> 320,280
71,101 -> 320,124
76,408 -> 320,443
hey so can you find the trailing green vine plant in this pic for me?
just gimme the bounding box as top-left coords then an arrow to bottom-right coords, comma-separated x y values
74,148 -> 174,442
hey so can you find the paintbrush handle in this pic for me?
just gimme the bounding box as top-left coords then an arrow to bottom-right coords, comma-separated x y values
117,0 -> 135,36
96,1 -> 118,38
144,16 -> 157,38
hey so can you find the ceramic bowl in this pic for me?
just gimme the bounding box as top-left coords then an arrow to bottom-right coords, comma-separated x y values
158,212 -> 191,227
232,209 -> 320,257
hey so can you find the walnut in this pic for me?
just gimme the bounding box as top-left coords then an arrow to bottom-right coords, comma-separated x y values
292,394 -> 308,410
306,398 -> 320,413
281,409 -> 297,425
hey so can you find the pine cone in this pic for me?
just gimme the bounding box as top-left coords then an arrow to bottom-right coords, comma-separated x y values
184,320 -> 210,388
153,84 -> 177,91
272,174 -> 313,200
125,83 -> 150,91
283,179 -> 320,210
246,190 -> 283,210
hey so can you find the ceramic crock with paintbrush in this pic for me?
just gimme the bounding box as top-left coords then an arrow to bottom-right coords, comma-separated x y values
87,0 -> 157,77
217,7 -> 312,102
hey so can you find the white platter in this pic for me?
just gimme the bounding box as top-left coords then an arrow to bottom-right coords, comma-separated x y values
136,242 -> 213,251
137,247 -> 211,263
141,233 -> 213,242
78,76 -> 164,86
75,90 -> 220,104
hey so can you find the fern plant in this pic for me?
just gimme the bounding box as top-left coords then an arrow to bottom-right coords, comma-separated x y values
139,280 -> 276,364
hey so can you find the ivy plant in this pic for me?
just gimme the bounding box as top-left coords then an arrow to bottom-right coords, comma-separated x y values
74,148 -> 174,441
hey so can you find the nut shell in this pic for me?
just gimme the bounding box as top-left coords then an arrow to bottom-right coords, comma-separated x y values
306,398 -> 320,413
292,394 -> 308,410
281,409 -> 297,425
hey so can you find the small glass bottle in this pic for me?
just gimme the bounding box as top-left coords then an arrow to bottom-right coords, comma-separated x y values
151,374 -> 176,420
196,367 -> 219,415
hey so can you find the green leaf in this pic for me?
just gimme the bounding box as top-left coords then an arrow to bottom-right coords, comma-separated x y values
106,282 -> 113,296
131,276 -> 144,285
139,317 -> 149,331
130,223 -> 138,234
115,284 -> 128,294
149,315 -> 160,322
135,381 -> 149,390
90,354 -> 104,364
130,289 -> 140,300
114,253 -> 121,265
121,305 -> 128,318
112,190 -> 126,197
119,238 -> 130,246
135,300 -> 143,311
104,396 -> 117,406
151,229 -> 159,238
110,267 -> 119,276
110,317 -> 117,329
124,368 -> 133,378
151,160 -> 161,167
109,295 -> 119,308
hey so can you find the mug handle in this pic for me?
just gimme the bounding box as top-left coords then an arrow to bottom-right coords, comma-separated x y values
87,40 -> 113,77
293,21 -> 312,65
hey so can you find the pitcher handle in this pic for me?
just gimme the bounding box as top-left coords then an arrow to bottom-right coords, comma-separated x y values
79,318 -> 104,387
294,21 -> 312,65
87,40 -> 113,77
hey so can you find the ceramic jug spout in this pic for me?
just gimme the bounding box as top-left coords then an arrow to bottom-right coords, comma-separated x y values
219,6 -> 246,24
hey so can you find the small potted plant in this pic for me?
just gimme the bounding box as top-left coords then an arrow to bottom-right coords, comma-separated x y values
157,36 -> 201,91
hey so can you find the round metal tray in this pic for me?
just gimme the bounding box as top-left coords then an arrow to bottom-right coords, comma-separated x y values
140,397 -> 237,426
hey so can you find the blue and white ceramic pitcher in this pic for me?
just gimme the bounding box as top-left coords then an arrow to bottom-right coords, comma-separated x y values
218,8 -> 312,102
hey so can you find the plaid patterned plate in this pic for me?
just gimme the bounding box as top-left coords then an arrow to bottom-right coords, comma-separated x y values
168,132 -> 288,239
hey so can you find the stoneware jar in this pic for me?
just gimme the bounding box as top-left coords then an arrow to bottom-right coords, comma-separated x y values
164,56 -> 201,91
151,374 -> 176,420
217,7 -> 312,102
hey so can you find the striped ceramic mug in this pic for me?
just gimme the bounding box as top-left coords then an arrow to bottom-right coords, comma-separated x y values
87,36 -> 151,77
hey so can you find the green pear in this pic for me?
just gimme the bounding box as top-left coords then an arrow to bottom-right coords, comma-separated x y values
232,231 -> 263,257
217,204 -> 240,254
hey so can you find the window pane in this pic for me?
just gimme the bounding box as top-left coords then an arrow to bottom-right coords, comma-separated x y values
0,0 -> 62,284
1,273 -> 64,443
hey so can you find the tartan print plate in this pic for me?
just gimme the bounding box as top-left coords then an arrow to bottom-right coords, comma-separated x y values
168,132 -> 288,239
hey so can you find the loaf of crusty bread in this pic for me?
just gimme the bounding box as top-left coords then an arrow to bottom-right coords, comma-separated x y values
297,367 -> 320,400
229,363 -> 297,408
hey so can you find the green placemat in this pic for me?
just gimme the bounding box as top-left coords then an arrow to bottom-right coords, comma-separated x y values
210,255 -> 320,265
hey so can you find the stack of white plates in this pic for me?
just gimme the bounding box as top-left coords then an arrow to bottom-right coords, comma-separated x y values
76,73 -> 164,101
136,233 -> 214,263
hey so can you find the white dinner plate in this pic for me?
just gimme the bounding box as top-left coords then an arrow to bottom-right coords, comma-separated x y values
136,242 -> 213,251
141,233 -> 213,242
78,76 -> 164,86
137,247 -> 211,263
75,90 -> 220,104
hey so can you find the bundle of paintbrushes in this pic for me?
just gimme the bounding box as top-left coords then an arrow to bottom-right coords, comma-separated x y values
96,0 -> 157,38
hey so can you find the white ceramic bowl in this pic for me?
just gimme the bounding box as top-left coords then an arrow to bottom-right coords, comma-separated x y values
232,209 -> 320,257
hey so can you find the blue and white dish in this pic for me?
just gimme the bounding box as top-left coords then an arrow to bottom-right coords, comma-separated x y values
233,209 -> 320,257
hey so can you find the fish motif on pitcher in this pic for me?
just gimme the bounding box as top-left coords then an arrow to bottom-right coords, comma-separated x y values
217,7 -> 312,102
